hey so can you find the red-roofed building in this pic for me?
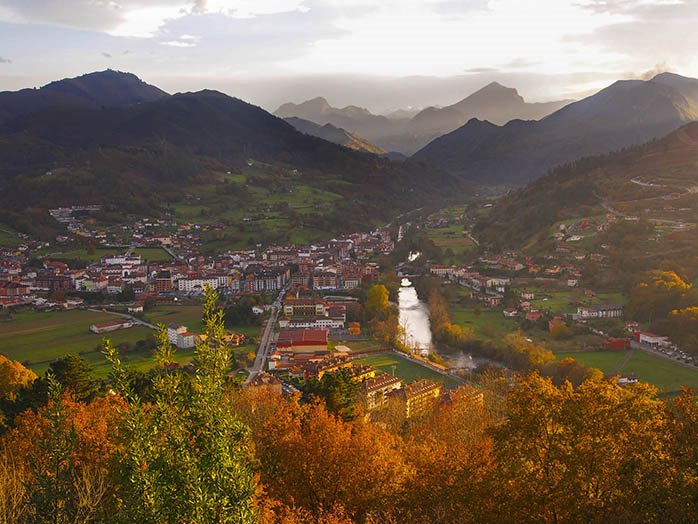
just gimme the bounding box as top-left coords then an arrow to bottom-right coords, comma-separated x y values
276,328 -> 329,353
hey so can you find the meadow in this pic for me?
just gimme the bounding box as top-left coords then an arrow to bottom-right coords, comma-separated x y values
556,349 -> 698,392
0,309 -> 160,376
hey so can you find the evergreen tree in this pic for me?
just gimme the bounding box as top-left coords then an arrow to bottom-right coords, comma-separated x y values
105,285 -> 256,523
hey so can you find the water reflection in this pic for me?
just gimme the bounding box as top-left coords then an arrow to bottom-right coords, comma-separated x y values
399,278 -> 432,354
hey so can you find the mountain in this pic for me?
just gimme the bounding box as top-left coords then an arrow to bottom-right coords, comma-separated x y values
0,77 -> 463,239
274,97 -> 404,148
414,73 -> 698,186
408,82 -> 570,135
283,117 -> 385,154
0,69 -> 169,124
474,121 -> 698,249
274,84 -> 570,155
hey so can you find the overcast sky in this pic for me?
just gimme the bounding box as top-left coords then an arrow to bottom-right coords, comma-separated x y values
0,0 -> 697,112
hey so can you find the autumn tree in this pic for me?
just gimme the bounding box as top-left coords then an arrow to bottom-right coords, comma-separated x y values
627,270 -> 692,323
235,388 -> 409,521
491,374 -> 682,524
541,357 -> 603,386
365,284 -> 389,319
0,355 -> 36,401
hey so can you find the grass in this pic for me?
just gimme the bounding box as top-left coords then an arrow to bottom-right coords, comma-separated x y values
556,350 -> 698,391
148,305 -> 205,332
38,247 -> 172,262
0,309 -> 160,376
451,307 -> 518,339
425,224 -> 475,263
354,353 -> 462,389
0,224 -> 20,247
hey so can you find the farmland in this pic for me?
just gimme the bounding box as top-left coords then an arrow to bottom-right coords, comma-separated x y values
0,309 -> 162,376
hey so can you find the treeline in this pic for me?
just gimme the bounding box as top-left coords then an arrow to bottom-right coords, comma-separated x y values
1,362 -> 697,522
628,269 -> 698,354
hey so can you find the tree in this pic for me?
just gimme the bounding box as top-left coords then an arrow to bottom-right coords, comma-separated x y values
365,284 -> 389,319
48,354 -> 100,402
0,355 -> 36,401
104,284 -> 256,523
302,369 -> 361,421
234,388 -> 409,520
491,374 -> 679,524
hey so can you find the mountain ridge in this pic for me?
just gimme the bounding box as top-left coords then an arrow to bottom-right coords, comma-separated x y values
0,69 -> 169,124
414,72 -> 698,186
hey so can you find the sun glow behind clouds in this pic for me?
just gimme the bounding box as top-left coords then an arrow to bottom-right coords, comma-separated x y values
283,0 -> 630,76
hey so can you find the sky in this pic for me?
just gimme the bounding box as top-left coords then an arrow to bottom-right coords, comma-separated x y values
0,0 -> 697,112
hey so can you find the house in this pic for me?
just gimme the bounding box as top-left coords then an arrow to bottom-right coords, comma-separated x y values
348,322 -> 362,335
520,291 -> 535,300
526,311 -> 543,322
362,373 -> 403,410
167,324 -> 196,348
90,319 -> 132,334
248,372 -> 283,394
503,307 -> 518,318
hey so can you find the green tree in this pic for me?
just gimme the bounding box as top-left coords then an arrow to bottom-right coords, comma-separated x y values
104,285 -> 256,523
48,354 -> 100,402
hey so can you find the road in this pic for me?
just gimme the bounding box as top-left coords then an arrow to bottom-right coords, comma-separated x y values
244,286 -> 287,386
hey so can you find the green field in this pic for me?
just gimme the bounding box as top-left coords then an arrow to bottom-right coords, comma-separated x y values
0,224 -> 20,247
557,350 -> 698,391
354,353 -> 462,388
426,223 -> 476,263
0,309 -> 176,376
148,305 -> 206,332
451,307 -> 518,339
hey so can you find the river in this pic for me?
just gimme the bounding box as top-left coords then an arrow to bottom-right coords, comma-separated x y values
399,278 -> 432,356
398,277 -> 492,370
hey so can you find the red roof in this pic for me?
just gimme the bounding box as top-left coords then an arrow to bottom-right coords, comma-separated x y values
277,328 -> 328,347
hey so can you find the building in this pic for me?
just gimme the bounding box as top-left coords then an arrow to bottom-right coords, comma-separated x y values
248,372 -> 283,394
283,299 -> 329,317
155,270 -> 174,293
635,332 -> 670,347
177,277 -> 219,294
276,328 -> 329,354
90,319 -> 132,334
604,337 -> 631,350
575,304 -> 624,320
391,380 -> 441,419
167,324 -> 196,348
362,373 -> 403,410
312,271 -> 338,290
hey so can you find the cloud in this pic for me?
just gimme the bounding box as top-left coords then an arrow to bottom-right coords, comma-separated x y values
0,0 -> 310,37
101,52 -> 112,58
502,57 -> 541,69
0,55 -> 11,63
464,67 -> 499,73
